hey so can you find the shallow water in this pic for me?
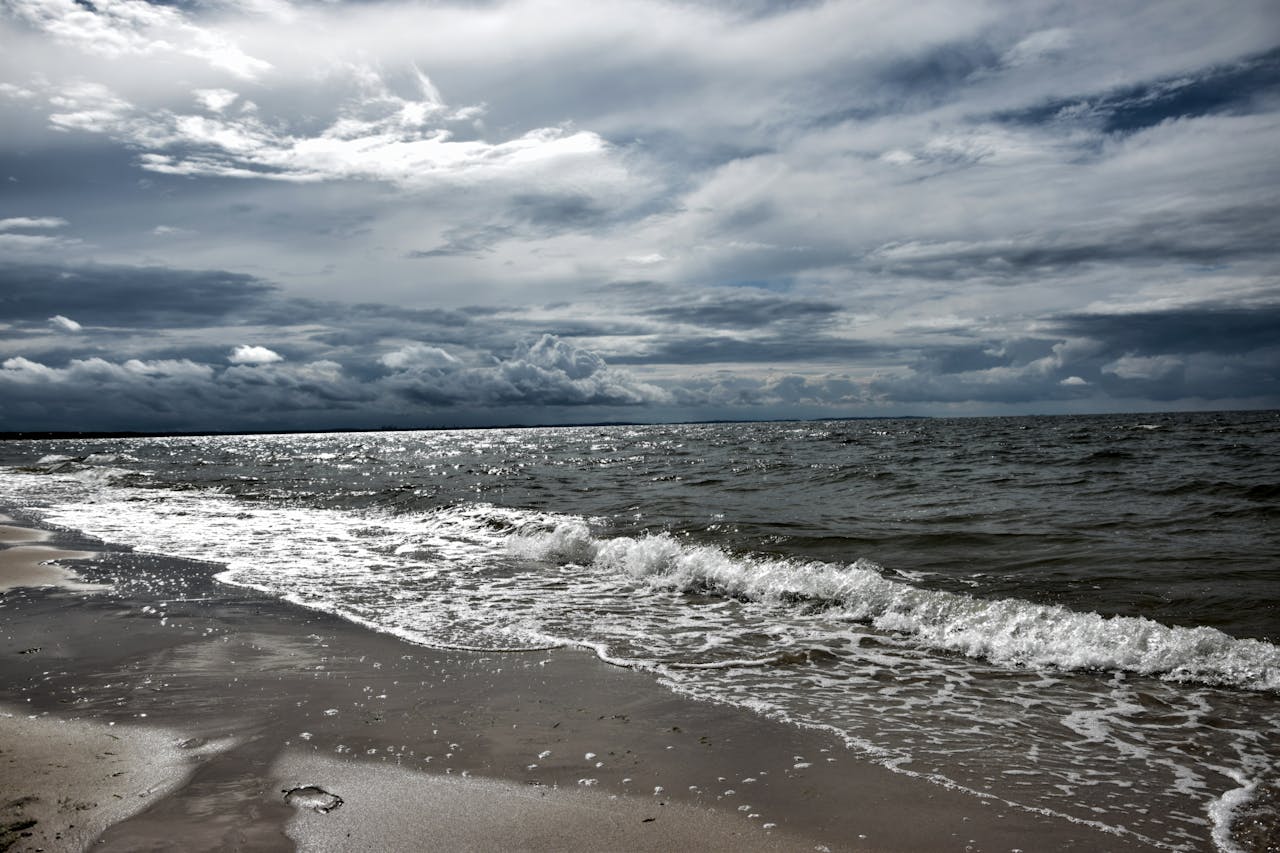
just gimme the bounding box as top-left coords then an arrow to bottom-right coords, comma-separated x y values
2,411 -> 1277,850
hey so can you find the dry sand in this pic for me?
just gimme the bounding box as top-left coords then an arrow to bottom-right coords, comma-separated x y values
0,708 -> 234,852
0,544 -> 103,592
1,519 -> 105,592
0,519 -> 1158,852
0,524 -> 52,544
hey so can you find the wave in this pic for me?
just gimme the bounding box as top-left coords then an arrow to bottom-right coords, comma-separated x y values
508,519 -> 1280,692
6,454 -> 1278,694
1208,756 -> 1279,853
25,453 -> 138,483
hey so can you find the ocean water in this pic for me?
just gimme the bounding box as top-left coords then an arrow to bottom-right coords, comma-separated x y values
1,411 -> 1277,851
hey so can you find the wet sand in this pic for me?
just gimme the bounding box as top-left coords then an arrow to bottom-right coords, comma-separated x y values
0,517 -> 1158,852
0,522 -> 53,543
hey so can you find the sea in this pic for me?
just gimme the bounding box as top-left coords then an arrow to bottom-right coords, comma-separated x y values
1,410 -> 1277,852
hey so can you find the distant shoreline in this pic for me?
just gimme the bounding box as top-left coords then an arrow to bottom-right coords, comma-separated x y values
0,415 -> 936,442
7,408 -> 1277,442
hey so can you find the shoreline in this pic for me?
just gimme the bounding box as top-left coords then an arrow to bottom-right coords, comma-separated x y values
0,514 -> 1158,851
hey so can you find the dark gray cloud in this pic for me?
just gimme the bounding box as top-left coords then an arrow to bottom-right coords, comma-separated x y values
1051,304 -> 1280,357
644,293 -> 843,329
3,270 -> 1278,430
0,333 -> 669,432
615,135 -> 774,182
0,262 -> 481,339
866,203 -> 1280,280
678,0 -> 827,17
994,47 -> 1280,135
0,263 -> 277,327
407,193 -> 646,259
609,335 -> 887,365
407,225 -> 515,258
0,140 -> 144,207
344,302 -> 476,329
507,193 -> 609,229
865,40 -> 1004,111
869,302 -> 1280,406
914,343 -> 1023,376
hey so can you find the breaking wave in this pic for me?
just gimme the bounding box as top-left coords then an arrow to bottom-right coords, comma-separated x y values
509,518 -> 1280,692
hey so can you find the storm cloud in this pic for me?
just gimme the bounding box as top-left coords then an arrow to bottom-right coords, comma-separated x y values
0,262 -> 278,327
1,0 -> 1278,430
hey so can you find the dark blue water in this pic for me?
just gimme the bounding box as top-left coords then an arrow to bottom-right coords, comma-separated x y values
2,410 -> 1277,851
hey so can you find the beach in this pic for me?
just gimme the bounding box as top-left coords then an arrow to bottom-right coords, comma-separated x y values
0,514 -> 1160,852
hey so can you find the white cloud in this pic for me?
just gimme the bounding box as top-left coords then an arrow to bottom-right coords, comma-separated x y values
194,88 -> 239,113
515,334 -> 607,380
1001,28 -> 1074,68
224,358 -> 343,386
122,359 -> 216,380
0,216 -> 68,230
1103,354 -> 1183,380
0,82 -> 38,100
0,356 -> 59,383
0,355 -> 214,384
879,149 -> 917,166
0,234 -> 55,249
144,117 -> 611,187
48,314 -> 82,332
0,227 -> 80,252
380,344 -> 459,371
5,0 -> 271,78
228,344 -> 283,365
918,126 -> 1057,167
623,253 -> 666,266
381,335 -> 671,407
32,70 -> 627,195
47,81 -> 133,133
1059,375 -> 1088,386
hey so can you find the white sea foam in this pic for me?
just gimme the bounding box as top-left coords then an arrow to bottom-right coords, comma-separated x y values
83,453 -> 135,465
35,454 -> 75,466
67,465 -> 135,485
1207,760 -> 1266,853
509,521 -> 1280,692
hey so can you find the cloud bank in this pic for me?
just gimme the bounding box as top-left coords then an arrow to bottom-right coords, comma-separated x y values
0,257 -> 1275,432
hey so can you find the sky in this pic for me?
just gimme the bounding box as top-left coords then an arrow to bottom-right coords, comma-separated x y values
1,0 -> 1278,432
